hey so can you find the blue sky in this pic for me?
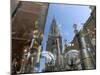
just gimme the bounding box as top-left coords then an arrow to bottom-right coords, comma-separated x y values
39,3 -> 91,72
42,3 -> 91,51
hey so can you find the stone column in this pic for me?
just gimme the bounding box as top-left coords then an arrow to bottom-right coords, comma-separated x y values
56,38 -> 61,70
80,35 -> 95,69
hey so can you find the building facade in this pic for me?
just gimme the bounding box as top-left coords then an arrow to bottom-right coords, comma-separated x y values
11,1 -> 48,73
64,6 -> 96,70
